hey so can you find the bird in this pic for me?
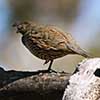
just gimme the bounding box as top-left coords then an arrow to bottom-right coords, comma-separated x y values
12,21 -> 91,72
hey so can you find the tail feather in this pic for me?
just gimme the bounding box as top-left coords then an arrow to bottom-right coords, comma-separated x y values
67,43 -> 92,58
77,49 -> 92,58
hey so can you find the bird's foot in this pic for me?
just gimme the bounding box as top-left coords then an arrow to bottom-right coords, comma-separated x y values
48,69 -> 57,73
47,68 -> 57,73
35,69 -> 57,74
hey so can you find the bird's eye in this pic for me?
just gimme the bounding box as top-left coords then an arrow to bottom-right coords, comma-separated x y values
94,68 -> 100,77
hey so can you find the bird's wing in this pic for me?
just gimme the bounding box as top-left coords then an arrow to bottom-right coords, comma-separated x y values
32,25 -> 71,51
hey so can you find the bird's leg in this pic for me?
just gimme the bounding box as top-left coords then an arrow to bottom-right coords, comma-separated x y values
43,60 -> 49,65
48,60 -> 53,71
47,60 -> 57,73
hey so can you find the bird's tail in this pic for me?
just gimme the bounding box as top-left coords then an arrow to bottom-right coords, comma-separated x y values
67,43 -> 92,58
75,48 -> 92,58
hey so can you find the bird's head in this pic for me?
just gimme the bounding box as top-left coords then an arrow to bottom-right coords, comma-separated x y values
12,21 -> 32,35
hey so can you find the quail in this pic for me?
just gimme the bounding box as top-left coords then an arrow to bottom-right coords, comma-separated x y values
13,21 -> 91,72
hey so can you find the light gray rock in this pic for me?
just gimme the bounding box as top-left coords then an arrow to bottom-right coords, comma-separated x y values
62,58 -> 100,100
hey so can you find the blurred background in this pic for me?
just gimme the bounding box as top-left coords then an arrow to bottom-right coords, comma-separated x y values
0,0 -> 100,72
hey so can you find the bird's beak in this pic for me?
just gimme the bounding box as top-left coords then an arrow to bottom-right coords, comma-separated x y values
12,23 -> 19,33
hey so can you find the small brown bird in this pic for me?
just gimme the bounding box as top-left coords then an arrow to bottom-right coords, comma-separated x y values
13,21 -> 91,72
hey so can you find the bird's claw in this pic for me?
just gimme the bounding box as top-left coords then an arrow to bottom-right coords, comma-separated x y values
47,69 -> 57,73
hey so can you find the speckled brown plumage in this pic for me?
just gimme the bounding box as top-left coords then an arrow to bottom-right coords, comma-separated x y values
13,21 -> 91,72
